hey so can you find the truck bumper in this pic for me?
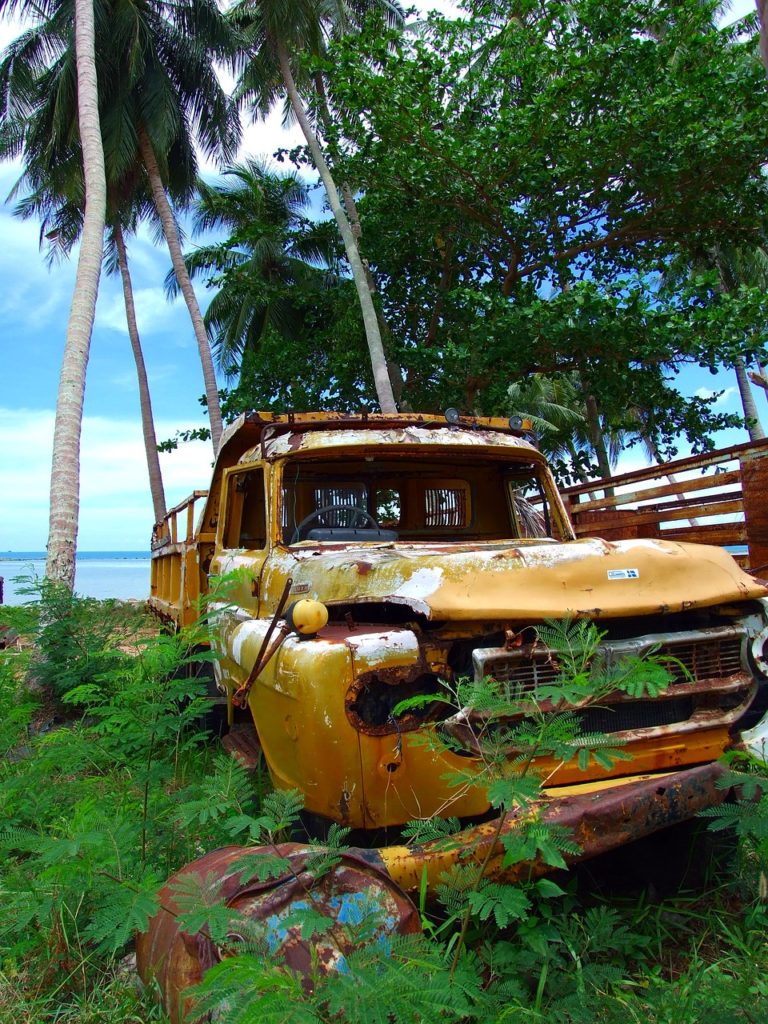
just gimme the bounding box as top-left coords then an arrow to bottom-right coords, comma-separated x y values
375,762 -> 730,895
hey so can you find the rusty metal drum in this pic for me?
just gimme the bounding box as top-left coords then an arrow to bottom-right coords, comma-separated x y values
136,843 -> 421,1024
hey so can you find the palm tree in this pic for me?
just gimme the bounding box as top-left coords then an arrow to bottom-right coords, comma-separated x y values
99,0 -> 240,451
168,159 -> 338,385
230,0 -> 403,414
509,372 -> 701,524
1,0 -> 107,590
109,218 -> 168,525
1,0 -> 241,452
755,0 -> 768,75
507,372 -> 629,483
507,373 -> 591,474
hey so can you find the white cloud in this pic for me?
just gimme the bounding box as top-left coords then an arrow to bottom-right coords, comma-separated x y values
0,407 -> 212,550
0,16 -> 25,49
695,386 -> 739,407
96,283 -> 194,339
0,213 -> 76,327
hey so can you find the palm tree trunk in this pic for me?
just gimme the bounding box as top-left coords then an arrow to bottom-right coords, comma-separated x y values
277,40 -> 397,413
750,360 -> 768,393
113,222 -> 167,525
137,126 -> 224,450
311,71 -> 406,406
45,0 -> 106,590
644,435 -> 699,527
757,1 -> 768,76
584,394 -> 614,485
341,183 -> 408,408
734,355 -> 766,441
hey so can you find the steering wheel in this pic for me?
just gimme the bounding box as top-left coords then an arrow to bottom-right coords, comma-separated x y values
293,503 -> 380,542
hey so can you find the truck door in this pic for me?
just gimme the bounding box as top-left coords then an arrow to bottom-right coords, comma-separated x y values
209,466 -> 269,612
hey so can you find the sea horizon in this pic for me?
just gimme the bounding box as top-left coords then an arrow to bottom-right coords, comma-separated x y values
0,551 -> 152,605
1,549 -> 149,560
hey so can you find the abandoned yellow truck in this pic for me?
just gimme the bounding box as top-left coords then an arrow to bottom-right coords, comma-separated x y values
139,410 -> 768,1015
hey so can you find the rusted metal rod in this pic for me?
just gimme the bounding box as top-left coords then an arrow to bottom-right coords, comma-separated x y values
232,577 -> 294,708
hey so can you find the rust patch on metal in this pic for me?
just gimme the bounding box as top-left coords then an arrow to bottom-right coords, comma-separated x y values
379,762 -> 731,896
137,844 -> 420,1024
221,723 -> 262,770
345,663 -> 444,736
355,561 -> 373,576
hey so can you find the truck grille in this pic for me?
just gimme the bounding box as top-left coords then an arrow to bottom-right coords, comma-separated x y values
475,628 -> 746,694
471,626 -> 753,737
578,697 -> 694,733
662,638 -> 743,684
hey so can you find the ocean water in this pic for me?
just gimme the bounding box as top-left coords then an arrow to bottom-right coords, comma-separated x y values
0,551 -> 151,605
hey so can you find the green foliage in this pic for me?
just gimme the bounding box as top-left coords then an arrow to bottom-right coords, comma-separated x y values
190,933 -> 489,1024
700,752 -> 768,895
5,597 -> 768,1022
310,0 -> 768,452
171,870 -> 246,945
18,576 -> 143,699
0,590 -> 255,1019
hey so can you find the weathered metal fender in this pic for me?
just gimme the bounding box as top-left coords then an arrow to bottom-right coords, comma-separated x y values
136,844 -> 421,1024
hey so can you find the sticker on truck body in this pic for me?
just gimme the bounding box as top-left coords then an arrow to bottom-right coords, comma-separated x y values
607,568 -> 640,580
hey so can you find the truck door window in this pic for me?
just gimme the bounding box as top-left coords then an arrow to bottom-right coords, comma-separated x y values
506,472 -> 551,538
224,469 -> 266,549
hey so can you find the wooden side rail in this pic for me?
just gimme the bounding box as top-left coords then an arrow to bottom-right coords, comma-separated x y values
557,439 -> 768,572
150,491 -> 211,628
151,490 -> 210,550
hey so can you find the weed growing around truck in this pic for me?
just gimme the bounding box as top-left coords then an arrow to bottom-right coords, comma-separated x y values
0,591 -> 767,1023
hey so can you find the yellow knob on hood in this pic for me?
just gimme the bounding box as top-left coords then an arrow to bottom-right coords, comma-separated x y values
286,599 -> 329,636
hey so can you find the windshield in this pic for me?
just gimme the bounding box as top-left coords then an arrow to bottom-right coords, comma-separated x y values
280,452 -> 565,544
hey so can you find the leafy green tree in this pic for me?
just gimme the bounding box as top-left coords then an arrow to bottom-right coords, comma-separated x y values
230,0 -> 404,414
325,0 -> 768,444
665,240 -> 768,441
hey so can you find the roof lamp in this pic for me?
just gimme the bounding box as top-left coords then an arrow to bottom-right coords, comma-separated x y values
508,415 -> 523,430
445,407 -> 461,424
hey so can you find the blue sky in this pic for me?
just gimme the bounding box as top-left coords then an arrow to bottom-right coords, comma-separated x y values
0,0 -> 765,553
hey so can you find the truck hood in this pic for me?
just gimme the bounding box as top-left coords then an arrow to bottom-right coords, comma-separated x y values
278,537 -> 768,620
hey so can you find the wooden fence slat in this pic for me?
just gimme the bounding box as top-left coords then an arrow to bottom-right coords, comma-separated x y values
573,499 -> 744,532
561,438 -> 768,499
660,524 -> 748,545
569,470 -> 742,513
635,489 -> 743,514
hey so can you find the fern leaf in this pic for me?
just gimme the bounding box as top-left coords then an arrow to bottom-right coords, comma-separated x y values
468,883 -> 531,928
